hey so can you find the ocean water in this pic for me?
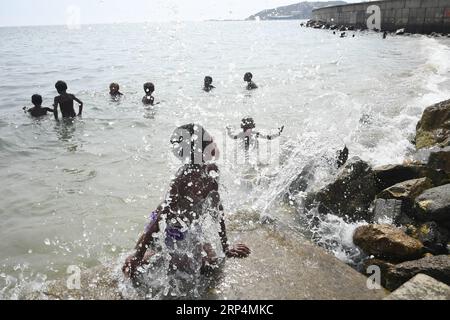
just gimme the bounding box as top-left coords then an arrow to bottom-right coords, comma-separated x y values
0,21 -> 449,299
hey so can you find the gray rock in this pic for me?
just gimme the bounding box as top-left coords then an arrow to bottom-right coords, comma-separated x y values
414,184 -> 450,223
377,177 -> 433,202
306,157 -> 377,222
407,147 -> 440,164
428,146 -> 450,174
373,164 -> 446,192
372,198 -> 413,225
385,274 -> 450,300
353,224 -> 424,262
385,255 -> 450,291
415,99 -> 450,150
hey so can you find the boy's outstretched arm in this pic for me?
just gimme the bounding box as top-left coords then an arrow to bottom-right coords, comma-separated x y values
257,125 -> 284,140
72,95 -> 83,116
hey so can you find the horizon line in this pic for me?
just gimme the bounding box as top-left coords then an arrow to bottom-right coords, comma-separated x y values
0,19 -> 256,28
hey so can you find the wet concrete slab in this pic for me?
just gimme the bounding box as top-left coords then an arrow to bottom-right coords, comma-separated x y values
205,226 -> 388,300
39,223 -> 387,300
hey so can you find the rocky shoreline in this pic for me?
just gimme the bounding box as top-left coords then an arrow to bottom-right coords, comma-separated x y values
302,20 -> 450,38
290,99 -> 450,299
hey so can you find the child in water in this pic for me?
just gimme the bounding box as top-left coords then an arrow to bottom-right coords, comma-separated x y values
142,82 -> 157,106
227,117 -> 284,148
244,72 -> 258,90
53,81 -> 83,120
123,124 -> 250,279
23,94 -> 55,118
227,118 -> 284,164
203,76 -> 215,92
109,83 -> 123,99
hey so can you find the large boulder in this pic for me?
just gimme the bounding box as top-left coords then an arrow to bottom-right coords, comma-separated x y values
415,99 -> 450,149
385,255 -> 450,291
428,146 -> 450,174
377,177 -> 433,203
373,164 -> 446,191
353,224 -> 424,262
414,184 -> 450,224
385,274 -> 450,300
305,157 -> 377,221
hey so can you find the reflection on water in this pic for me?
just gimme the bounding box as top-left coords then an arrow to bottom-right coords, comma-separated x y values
143,107 -> 157,120
55,119 -> 82,152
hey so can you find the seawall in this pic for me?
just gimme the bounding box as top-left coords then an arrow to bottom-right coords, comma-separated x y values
312,0 -> 450,34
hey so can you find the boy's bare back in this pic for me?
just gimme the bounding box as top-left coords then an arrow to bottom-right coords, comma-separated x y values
53,81 -> 83,120
54,93 -> 83,119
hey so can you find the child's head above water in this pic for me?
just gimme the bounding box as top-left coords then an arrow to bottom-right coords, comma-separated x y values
31,94 -> 42,107
241,117 -> 256,130
55,81 -> 68,94
109,83 -> 120,94
143,82 -> 155,95
204,76 -> 213,86
244,72 -> 253,82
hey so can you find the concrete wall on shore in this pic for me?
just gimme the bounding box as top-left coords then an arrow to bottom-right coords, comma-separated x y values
312,0 -> 450,33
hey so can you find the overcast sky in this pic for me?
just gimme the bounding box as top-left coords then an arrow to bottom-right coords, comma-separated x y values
0,0 -> 360,27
